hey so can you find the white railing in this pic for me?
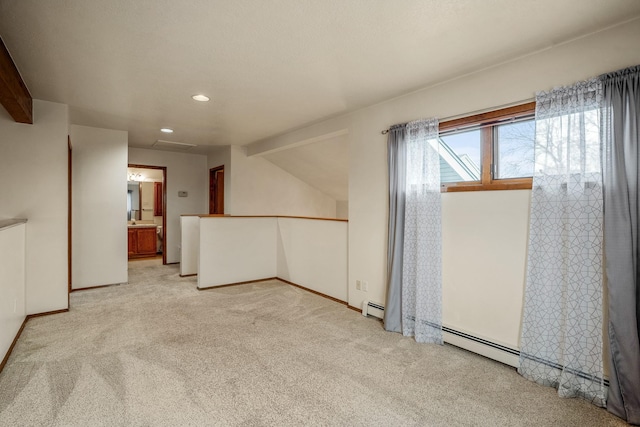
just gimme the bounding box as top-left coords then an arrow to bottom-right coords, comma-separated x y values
181,215 -> 348,302
0,219 -> 27,363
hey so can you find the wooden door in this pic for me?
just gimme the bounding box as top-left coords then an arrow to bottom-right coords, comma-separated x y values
209,166 -> 224,214
215,170 -> 224,213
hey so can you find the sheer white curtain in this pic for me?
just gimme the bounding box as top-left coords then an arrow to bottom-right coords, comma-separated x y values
519,79 -> 607,405
401,118 -> 442,344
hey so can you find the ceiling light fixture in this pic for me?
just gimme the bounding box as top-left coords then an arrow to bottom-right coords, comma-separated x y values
128,173 -> 144,182
160,128 -> 174,133
192,94 -> 210,102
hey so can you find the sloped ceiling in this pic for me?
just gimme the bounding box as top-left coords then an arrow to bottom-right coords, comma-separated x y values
262,134 -> 349,201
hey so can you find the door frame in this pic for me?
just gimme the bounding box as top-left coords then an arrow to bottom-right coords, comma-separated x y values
209,165 -> 225,214
68,137 -> 72,301
128,164 -> 168,265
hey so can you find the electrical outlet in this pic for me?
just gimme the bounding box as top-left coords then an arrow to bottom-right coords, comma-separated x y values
363,281 -> 369,292
356,280 -> 361,290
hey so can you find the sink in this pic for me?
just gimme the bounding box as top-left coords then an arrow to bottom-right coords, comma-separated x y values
128,224 -> 157,228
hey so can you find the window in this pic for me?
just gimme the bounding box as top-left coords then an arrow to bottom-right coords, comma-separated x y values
439,102 -> 535,192
534,108 -> 601,176
439,130 -> 481,183
494,120 -> 535,179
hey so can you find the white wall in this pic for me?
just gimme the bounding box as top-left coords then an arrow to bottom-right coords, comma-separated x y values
276,218 -> 348,301
197,216 -> 348,301
336,201 -> 348,219
71,125 -> 128,289
229,146 -> 337,218
0,100 -> 69,314
128,148 -> 208,263
441,190 -> 530,349
180,215 -> 199,276
0,222 -> 26,361
245,20 -> 640,349
198,217 -> 277,288
205,144 -> 338,218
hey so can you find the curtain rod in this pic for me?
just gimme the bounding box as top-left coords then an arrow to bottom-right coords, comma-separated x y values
381,115 -> 533,135
380,99 -> 535,135
381,123 -> 406,135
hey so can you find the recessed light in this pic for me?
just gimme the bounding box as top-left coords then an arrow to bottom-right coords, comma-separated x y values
160,128 -> 174,133
192,94 -> 210,102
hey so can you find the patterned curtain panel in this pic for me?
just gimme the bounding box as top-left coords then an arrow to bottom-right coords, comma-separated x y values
519,79 -> 607,406
402,118 -> 442,344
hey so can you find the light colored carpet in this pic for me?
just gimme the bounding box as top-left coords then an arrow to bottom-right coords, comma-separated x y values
0,260 -> 625,426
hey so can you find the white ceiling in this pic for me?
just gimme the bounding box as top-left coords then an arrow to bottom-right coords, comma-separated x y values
1,1 -> 639,201
2,0 -> 639,150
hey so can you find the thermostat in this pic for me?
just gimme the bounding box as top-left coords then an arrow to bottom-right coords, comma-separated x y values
178,191 -> 188,197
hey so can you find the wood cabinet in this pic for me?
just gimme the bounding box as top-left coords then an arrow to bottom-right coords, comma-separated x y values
128,227 -> 157,258
154,182 -> 163,216
127,229 -> 136,257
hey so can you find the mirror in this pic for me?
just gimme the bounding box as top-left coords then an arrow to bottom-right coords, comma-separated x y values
127,182 -> 141,220
127,167 -> 163,222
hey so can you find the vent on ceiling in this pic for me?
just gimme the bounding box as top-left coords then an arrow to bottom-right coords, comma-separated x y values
152,139 -> 197,151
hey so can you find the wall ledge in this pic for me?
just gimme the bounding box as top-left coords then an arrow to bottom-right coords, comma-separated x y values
0,218 -> 27,231
189,214 -> 348,222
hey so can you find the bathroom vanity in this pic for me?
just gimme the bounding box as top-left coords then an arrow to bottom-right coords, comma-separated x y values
127,225 -> 157,258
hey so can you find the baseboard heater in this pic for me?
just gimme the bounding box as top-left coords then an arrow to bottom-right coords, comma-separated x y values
362,300 -> 385,318
361,301 -> 520,368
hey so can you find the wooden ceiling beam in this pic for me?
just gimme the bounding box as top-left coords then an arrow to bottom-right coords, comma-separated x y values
0,37 -> 32,124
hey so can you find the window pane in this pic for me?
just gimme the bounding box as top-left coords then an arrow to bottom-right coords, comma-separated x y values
534,110 -> 600,176
495,119 -> 535,179
439,130 -> 481,183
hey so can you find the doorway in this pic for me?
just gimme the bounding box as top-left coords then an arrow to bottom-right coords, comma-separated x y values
128,164 -> 167,265
68,137 -> 72,299
209,166 -> 224,214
